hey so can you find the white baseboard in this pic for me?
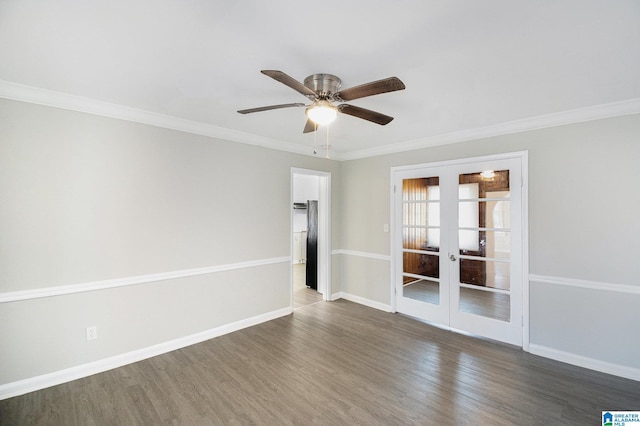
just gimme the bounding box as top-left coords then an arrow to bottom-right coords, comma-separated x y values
0,306 -> 292,400
329,292 -> 342,301
528,343 -> 640,382
336,292 -> 393,312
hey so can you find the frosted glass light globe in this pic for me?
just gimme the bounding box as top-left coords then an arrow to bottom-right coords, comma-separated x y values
306,101 -> 337,125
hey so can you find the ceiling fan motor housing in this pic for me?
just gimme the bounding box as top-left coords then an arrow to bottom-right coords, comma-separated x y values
304,74 -> 342,99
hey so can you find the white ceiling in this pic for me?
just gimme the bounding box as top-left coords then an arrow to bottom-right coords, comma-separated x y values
1,0 -> 639,159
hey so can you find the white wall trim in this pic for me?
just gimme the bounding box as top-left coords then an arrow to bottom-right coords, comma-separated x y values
340,98 -> 640,160
337,292 -> 393,312
0,306 -> 292,400
529,344 -> 640,382
330,292 -> 343,301
332,249 -> 391,262
529,274 -> 640,295
3,80 -> 638,162
291,168 -> 332,302
520,152 -> 530,352
0,80 -> 319,158
390,150 -> 531,172
0,257 -> 290,304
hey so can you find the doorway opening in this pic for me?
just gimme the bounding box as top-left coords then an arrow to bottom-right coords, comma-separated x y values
291,168 -> 332,309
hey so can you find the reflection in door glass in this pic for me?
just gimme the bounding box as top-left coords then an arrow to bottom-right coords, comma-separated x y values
404,279 -> 439,304
458,170 -> 509,199
403,252 -> 439,282
459,259 -> 510,289
402,177 -> 440,304
458,230 -> 511,260
458,200 -> 511,229
457,170 -> 511,320
459,287 -> 510,322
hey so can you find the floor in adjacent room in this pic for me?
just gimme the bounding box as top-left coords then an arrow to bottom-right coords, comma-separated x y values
1,300 -> 638,425
293,263 -> 323,309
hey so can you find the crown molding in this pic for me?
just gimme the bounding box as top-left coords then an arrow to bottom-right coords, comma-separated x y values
339,97 -> 640,161
2,80 -> 638,162
0,80 -> 322,158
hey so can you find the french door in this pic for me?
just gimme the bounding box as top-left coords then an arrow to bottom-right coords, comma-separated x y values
393,155 -> 524,346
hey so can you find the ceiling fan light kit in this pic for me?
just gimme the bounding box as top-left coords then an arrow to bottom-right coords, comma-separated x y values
306,100 -> 338,125
238,70 -> 405,133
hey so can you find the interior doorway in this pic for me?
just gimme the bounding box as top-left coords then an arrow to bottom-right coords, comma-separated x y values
291,168 -> 332,309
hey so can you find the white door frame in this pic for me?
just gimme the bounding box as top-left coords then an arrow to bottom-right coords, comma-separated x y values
291,168 -> 332,305
390,151 -> 529,349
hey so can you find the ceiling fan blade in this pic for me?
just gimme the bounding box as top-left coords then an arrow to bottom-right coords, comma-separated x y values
237,103 -> 305,114
337,104 -> 394,125
303,119 -> 318,133
336,77 -> 405,101
261,70 -> 317,98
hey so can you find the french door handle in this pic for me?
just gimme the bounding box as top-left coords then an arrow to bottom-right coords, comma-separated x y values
449,254 -> 457,261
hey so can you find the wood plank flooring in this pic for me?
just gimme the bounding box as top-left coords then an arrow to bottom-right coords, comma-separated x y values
1,300 -> 639,425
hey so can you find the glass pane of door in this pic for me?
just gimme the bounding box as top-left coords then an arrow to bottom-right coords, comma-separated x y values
457,169 -> 511,322
401,177 -> 440,305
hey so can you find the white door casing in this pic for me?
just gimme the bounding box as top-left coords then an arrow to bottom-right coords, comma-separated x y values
291,168 -> 332,305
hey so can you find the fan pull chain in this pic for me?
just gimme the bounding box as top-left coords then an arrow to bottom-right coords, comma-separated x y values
325,125 -> 330,159
313,122 -> 318,154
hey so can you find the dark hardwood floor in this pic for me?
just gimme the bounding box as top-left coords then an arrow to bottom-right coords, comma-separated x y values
1,300 -> 638,425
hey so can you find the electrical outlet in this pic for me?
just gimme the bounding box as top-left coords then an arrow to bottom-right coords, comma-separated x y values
383,224 -> 389,233
86,326 -> 97,341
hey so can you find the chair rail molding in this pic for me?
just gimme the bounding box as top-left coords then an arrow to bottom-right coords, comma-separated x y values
0,257 -> 290,304
529,273 -> 640,295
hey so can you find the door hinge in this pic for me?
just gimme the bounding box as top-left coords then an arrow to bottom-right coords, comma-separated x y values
393,184 -> 397,193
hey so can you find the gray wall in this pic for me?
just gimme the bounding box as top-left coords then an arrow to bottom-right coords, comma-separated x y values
339,113 -> 640,370
0,99 -> 341,384
2,96 -> 639,388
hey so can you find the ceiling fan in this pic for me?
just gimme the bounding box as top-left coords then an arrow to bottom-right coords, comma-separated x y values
237,70 -> 406,133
